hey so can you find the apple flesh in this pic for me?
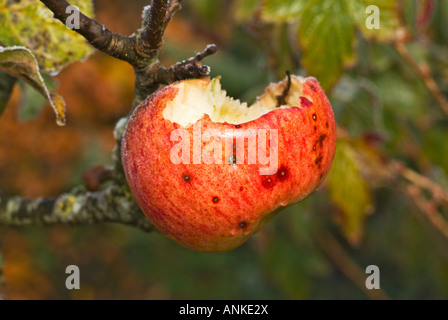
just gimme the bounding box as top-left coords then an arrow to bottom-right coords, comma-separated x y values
121,75 -> 336,252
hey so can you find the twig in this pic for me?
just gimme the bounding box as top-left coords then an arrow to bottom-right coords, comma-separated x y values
157,44 -> 218,84
140,0 -> 171,53
391,161 -> 448,203
394,38 -> 448,118
406,185 -> 448,239
315,229 -> 390,300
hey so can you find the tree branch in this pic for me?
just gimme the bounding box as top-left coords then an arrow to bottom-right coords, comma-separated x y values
394,33 -> 448,118
406,185 -> 448,239
40,0 -> 141,64
156,44 -> 217,84
314,228 -> 390,300
0,184 -> 153,233
40,0 -> 215,107
140,0 -> 171,53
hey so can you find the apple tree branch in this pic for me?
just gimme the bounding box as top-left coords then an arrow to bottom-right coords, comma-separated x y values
0,185 -> 153,233
40,0 -> 216,107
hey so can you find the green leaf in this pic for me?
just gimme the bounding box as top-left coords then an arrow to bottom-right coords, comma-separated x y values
17,79 -> 46,121
298,0 -> 356,91
327,139 -> 373,245
0,0 -> 94,74
0,70 -> 17,116
0,46 -> 65,125
350,0 -> 400,42
261,0 -> 305,23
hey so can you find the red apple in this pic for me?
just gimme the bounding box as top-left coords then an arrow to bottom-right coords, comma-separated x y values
121,75 -> 336,252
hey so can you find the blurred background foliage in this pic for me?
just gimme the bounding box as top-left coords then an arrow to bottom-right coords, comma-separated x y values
0,0 -> 448,299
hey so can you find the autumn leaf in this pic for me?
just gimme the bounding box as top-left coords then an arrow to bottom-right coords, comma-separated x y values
0,46 -> 65,125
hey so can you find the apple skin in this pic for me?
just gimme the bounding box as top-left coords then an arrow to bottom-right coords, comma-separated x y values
121,76 -> 336,252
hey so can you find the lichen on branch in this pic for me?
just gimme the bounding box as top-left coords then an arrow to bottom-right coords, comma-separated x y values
0,184 -> 153,232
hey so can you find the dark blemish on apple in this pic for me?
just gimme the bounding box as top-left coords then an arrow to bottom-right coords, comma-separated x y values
313,145 -> 317,151
300,97 -> 313,107
319,173 -> 324,180
309,83 -> 317,92
235,125 -> 241,129
262,176 -> 276,189
312,113 -> 317,121
315,155 -> 323,169
183,174 -> 191,182
325,122 -> 329,128
238,221 -> 248,229
239,186 -> 244,191
212,196 -> 220,203
313,126 -> 317,132
277,166 -> 288,180
319,134 -> 327,147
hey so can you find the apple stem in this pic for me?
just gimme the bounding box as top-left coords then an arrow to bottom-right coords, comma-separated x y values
276,70 -> 292,107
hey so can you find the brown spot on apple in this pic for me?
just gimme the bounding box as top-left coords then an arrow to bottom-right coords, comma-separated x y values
212,196 -> 220,203
319,134 -> 327,147
262,176 -> 276,189
239,186 -> 244,191
183,174 -> 191,182
277,166 -> 289,180
312,113 -> 317,121
238,221 -> 248,229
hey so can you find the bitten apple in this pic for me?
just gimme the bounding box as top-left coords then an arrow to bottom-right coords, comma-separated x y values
121,75 -> 336,252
